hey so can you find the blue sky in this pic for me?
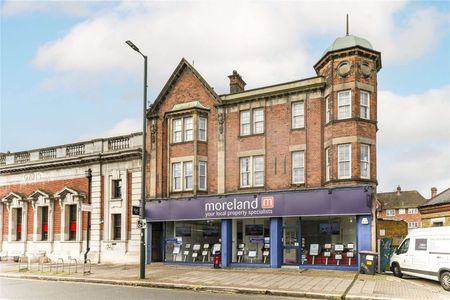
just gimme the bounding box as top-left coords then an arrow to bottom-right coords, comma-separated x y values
1,0 -> 449,197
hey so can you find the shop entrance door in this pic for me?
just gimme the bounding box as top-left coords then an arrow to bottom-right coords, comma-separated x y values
282,217 -> 301,265
151,222 -> 163,262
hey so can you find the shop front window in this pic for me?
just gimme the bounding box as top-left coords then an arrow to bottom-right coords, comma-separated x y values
301,216 -> 356,266
283,217 -> 300,265
165,220 -> 221,263
232,218 -> 270,264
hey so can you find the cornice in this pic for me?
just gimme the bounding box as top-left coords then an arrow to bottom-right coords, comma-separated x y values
0,149 -> 142,175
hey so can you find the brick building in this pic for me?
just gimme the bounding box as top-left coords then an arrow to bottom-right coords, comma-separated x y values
145,33 -> 382,269
377,186 -> 426,232
0,133 -> 142,263
420,187 -> 450,227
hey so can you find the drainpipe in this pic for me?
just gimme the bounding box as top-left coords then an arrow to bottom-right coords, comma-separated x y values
84,168 -> 92,264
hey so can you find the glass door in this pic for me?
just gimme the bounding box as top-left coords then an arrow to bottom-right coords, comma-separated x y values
282,217 -> 301,265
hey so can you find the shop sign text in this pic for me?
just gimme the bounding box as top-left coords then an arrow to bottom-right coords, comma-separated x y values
204,197 -> 273,218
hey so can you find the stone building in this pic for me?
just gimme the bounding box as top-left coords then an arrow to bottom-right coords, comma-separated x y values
0,133 -> 142,263
377,186 -> 426,232
145,32 -> 382,269
419,187 -> 450,227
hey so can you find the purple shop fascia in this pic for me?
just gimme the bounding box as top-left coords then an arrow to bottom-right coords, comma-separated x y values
145,186 -> 374,269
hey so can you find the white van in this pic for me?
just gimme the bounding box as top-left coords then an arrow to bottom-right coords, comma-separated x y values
390,226 -> 450,290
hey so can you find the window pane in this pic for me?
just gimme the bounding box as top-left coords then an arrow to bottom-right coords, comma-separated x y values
292,151 -> 304,183
240,157 -> 250,186
184,162 -> 193,189
325,148 -> 331,181
292,102 -> 304,128
240,111 -> 250,135
199,161 -> 207,190
199,117 -> 207,141
184,117 -> 193,141
360,144 -> 370,178
253,109 -> 264,134
338,144 -> 351,178
360,91 -> 370,119
338,91 -> 351,119
173,119 -> 182,142
254,156 -> 264,186
325,97 -> 331,123
173,163 -> 181,190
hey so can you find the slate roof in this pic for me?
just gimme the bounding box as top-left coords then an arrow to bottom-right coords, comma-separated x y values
377,190 -> 426,209
420,187 -> 450,207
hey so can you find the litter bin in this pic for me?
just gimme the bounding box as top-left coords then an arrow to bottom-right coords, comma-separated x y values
359,251 -> 378,275
213,250 -> 221,269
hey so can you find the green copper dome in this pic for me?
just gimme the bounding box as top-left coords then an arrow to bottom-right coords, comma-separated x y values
323,34 -> 373,55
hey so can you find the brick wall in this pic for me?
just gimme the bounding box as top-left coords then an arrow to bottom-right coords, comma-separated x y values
0,177 -> 88,240
148,50 -> 379,197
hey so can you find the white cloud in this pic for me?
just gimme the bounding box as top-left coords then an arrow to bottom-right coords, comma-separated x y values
378,85 -> 450,145
77,118 -> 141,141
1,0 -> 105,17
378,85 -> 450,196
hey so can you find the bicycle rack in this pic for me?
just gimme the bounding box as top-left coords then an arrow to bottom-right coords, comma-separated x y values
18,257 -> 29,272
56,258 -> 64,273
83,259 -> 91,275
68,259 -> 78,274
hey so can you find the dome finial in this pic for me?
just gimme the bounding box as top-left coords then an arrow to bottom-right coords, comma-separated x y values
346,14 -> 349,36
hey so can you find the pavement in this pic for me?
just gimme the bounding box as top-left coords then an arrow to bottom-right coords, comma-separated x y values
0,261 -> 448,300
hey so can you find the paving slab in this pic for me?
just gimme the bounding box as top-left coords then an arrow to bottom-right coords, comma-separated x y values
1,261 -> 449,300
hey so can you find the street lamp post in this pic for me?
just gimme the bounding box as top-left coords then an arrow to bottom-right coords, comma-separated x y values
125,40 -> 147,280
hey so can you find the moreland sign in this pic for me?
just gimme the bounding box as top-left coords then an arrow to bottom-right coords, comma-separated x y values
146,187 -> 372,222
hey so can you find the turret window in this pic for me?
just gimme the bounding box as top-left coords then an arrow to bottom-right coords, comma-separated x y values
360,91 -> 370,119
325,97 -> 331,124
198,161 -> 207,190
338,144 -> 351,179
360,144 -> 370,179
184,162 -> 193,190
338,90 -> 351,119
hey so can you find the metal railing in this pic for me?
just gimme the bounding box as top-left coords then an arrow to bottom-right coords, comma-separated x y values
66,144 -> 85,156
39,148 -> 57,160
14,152 -> 30,163
108,137 -> 130,150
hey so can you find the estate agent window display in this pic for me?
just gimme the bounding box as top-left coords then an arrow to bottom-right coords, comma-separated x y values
232,218 -> 271,264
165,220 -> 221,263
301,216 -> 357,266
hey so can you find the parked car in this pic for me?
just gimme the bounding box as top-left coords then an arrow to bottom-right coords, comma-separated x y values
390,226 -> 450,290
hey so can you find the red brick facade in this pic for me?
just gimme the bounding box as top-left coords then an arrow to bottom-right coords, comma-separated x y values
148,47 -> 381,198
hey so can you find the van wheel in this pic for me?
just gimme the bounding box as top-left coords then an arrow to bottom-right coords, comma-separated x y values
440,271 -> 450,291
392,264 -> 403,278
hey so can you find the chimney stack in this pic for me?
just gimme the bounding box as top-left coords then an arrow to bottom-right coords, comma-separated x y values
431,187 -> 437,198
396,185 -> 401,196
228,70 -> 246,94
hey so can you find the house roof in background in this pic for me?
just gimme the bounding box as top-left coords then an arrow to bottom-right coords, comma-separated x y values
420,187 -> 450,207
377,190 -> 426,209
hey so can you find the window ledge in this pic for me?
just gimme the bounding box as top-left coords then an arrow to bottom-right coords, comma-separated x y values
111,198 -> 122,202
60,241 -> 81,244
290,127 -> 305,132
238,133 -> 265,138
171,140 -> 194,146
